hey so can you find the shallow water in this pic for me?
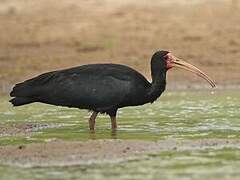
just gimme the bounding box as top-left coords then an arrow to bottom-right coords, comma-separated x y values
0,90 -> 240,180
0,90 -> 239,144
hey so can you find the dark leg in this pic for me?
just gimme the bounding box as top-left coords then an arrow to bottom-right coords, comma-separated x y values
107,109 -> 118,130
110,116 -> 117,130
89,111 -> 98,131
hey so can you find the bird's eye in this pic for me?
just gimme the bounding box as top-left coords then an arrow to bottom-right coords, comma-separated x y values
164,55 -> 169,60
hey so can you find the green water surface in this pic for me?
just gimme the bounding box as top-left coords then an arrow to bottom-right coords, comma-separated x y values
1,90 -> 239,144
0,90 -> 239,180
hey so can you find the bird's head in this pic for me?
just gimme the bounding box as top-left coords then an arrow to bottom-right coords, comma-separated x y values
152,50 -> 216,88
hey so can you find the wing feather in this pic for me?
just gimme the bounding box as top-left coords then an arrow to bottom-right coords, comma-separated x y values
10,64 -> 149,111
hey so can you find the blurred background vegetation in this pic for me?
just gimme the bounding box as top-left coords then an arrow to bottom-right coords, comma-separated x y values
0,0 -> 239,94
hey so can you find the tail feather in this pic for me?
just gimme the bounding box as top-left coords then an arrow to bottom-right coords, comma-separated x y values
10,81 -> 38,106
10,82 -> 31,97
9,97 -> 35,106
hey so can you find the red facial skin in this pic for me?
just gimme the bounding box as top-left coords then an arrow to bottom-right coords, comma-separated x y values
164,53 -> 174,70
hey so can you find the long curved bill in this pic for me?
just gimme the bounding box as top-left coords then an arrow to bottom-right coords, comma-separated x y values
172,57 -> 216,88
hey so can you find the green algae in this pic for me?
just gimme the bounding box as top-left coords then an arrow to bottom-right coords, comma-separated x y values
1,90 -> 240,144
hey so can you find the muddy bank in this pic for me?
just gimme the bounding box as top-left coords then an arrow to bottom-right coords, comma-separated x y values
0,123 -> 64,137
0,139 -> 239,167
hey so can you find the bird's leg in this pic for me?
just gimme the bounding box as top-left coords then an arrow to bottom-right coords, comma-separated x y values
89,111 -> 98,131
108,109 -> 118,131
110,116 -> 117,130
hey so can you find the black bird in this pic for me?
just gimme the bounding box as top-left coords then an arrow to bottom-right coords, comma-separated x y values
10,51 -> 215,131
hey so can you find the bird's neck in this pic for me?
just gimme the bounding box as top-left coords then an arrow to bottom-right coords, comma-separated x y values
147,67 -> 166,102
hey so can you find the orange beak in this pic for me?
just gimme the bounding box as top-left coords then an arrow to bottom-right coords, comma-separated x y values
167,54 -> 216,88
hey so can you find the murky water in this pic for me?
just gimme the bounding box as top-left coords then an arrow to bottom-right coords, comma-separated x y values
0,90 -> 239,144
0,90 -> 240,180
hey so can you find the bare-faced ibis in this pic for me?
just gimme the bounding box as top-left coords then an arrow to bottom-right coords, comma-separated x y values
10,51 -> 215,130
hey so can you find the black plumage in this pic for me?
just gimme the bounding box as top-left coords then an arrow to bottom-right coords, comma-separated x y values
9,50 -> 215,130
10,51 -> 168,113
